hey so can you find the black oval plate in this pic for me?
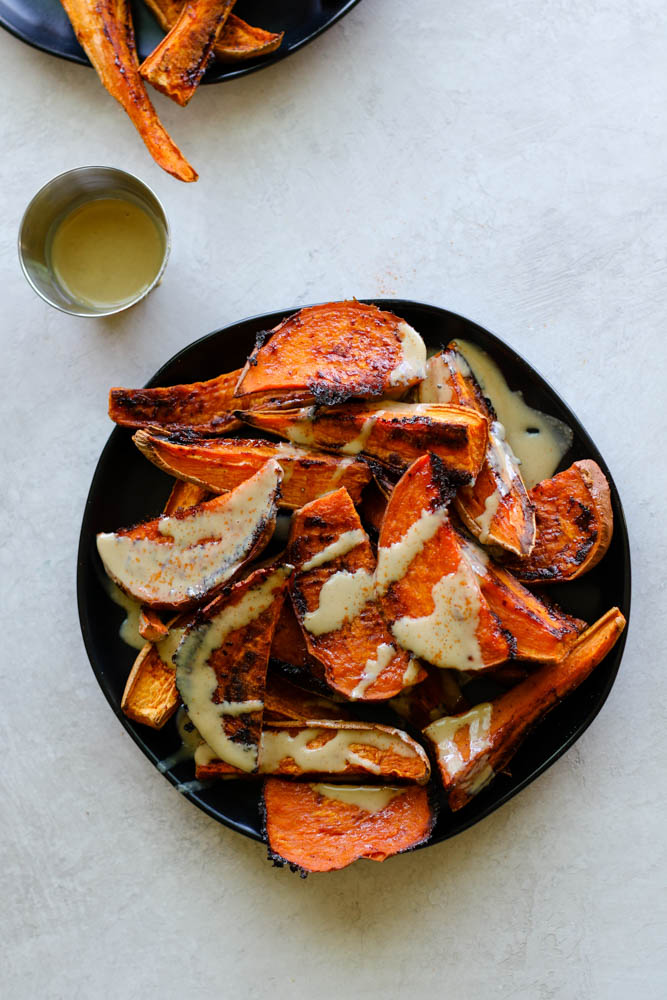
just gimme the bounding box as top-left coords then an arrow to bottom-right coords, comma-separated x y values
0,0 -> 361,84
77,300 -> 631,850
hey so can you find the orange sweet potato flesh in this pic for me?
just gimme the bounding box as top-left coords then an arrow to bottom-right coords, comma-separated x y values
140,0 -> 235,106
270,600 -> 330,690
142,0 -> 283,62
288,489 -> 424,700
59,0 -> 197,181
263,780 -> 435,873
162,479 -> 210,514
138,606 -> 169,643
133,431 -> 372,507
109,369 -> 243,435
238,402 -> 489,483
377,455 -> 511,670
424,608 -> 626,810
263,674 -> 353,723
502,460 -> 613,583
234,302 -> 425,407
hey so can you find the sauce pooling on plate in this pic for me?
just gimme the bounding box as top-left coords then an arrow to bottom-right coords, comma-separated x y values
49,197 -> 165,310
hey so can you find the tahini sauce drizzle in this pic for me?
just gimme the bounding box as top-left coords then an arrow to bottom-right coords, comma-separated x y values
257,725 -> 415,774
387,321 -> 427,387
104,578 -> 145,649
311,784 -> 404,813
475,422 -> 518,542
376,507 -> 448,594
456,340 -> 573,489
424,702 -> 493,778
302,568 -> 375,636
301,529 -> 366,571
350,642 -> 396,699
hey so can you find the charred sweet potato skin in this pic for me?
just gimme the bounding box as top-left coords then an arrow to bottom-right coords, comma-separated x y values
503,461 -> 613,583
263,675 -> 352,723
142,0 -> 283,62
263,780 -> 435,873
109,369 -> 243,435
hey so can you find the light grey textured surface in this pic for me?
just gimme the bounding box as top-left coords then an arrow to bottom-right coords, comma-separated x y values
2,1 -> 666,997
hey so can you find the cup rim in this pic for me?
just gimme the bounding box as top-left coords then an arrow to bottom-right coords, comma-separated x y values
18,165 -> 172,318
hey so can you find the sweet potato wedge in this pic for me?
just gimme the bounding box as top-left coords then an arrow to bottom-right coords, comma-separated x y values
142,0 -> 283,63
458,534 -> 586,663
359,480 -> 389,538
133,431 -> 372,508
96,459 -> 281,610
108,368 -> 243,435
234,302 -> 426,407
174,563 -> 290,772
377,455 -> 511,670
195,719 -> 431,783
238,401 -> 489,483
269,600 -> 332,691
501,460 -> 613,583
423,607 -> 626,810
59,0 -> 197,181
264,674 -> 353,723
390,665 -> 469,730
121,615 -> 190,727
288,489 -> 424,700
138,606 -> 169,643
140,0 -> 235,106
263,780 -> 435,873
162,479 -> 210,515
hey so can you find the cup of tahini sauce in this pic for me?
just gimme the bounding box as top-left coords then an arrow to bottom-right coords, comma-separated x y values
18,166 -> 170,317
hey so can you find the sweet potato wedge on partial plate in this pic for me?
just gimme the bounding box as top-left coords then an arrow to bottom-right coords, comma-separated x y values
264,674 -> 353,723
263,780 -> 435,873
389,665 -> 469,730
423,608 -> 626,810
122,615 -> 190,727
109,368 -> 244,436
234,302 -> 427,407
97,459 -> 281,610
502,460 -> 613,583
142,0 -> 283,62
133,431 -> 372,508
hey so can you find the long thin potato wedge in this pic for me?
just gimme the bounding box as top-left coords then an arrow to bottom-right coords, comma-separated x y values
59,0 -> 197,181
288,489 -> 424,700
238,401 -> 489,483
234,302 -> 426,407
377,455 -> 511,671
423,608 -> 626,810
109,368 -> 243,435
133,431 -> 372,507
263,780 -> 435,873
142,0 -> 283,62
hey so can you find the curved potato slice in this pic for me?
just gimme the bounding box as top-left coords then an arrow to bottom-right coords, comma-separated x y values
133,431 -> 372,507
501,460 -> 613,583
263,780 -> 435,873
377,455 -> 511,671
97,459 -> 281,610
238,401 -> 489,483
423,608 -> 626,810
263,675 -> 353,723
121,615 -> 190,727
234,302 -> 426,407
142,0 -> 283,62
109,368 -> 243,435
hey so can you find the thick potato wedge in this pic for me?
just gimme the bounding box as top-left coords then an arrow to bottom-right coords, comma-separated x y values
264,674 -> 353,723
133,431 -> 372,508
59,0 -> 197,181
140,0 -> 235,106
162,479 -> 210,515
97,459 -> 281,610
234,302 -> 427,407
269,600 -> 334,693
423,608 -> 626,810
502,460 -> 613,583
109,368 -> 243,435
263,780 -> 435,873
288,489 -> 424,700
377,455 -> 511,671
142,0 -> 283,62
174,563 -> 290,772
418,344 -> 490,412
121,615 -> 190,727
389,665 -> 469,730
195,719 -> 431,783
238,401 -> 489,483
459,534 -> 586,663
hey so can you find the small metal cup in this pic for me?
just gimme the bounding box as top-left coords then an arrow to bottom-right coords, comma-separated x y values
18,166 -> 171,317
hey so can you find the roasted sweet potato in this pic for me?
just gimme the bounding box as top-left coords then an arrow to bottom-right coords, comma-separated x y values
359,480 -> 389,538
138,606 -> 169,643
288,489 -> 424,700
59,0 -> 197,181
234,302 -> 427,407
270,601 -> 330,691
133,431 -> 372,508
458,534 -> 586,663
121,616 -> 189,727
501,460 -> 613,583
264,674 -> 353,723
142,0 -> 283,62
174,563 -> 290,772
109,368 -> 243,435
389,665 -> 469,730
97,459 -> 281,610
377,455 -> 511,670
263,780 -> 435,873
423,607 -> 626,810
195,719 -> 431,783
162,479 -> 210,515
238,401 -> 489,483
140,0 -> 235,106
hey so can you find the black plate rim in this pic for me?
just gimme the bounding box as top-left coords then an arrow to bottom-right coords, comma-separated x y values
0,0 -> 362,84
76,298 -> 631,853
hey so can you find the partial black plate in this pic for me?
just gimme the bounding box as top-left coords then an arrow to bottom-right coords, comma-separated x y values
77,300 -> 631,851
0,0 -> 361,84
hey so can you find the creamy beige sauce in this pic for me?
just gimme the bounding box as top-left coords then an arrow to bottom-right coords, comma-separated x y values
424,702 -> 493,778
258,725 -> 415,774
157,708 -> 202,773
155,625 -> 187,669
388,321 -> 427,387
329,456 -> 357,485
474,421 -> 519,542
459,535 -> 490,577
456,340 -> 573,489
340,415 -> 378,456
376,507 -> 448,593
311,783 -> 404,812
350,642 -> 396,699
174,567 -> 287,772
418,353 -> 454,404
391,559 -> 485,670
302,568 -> 375,636
50,197 -> 164,309
283,407 -> 318,446
97,460 -> 280,605
402,658 -> 422,686
301,529 -> 366,571
104,578 -> 145,649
